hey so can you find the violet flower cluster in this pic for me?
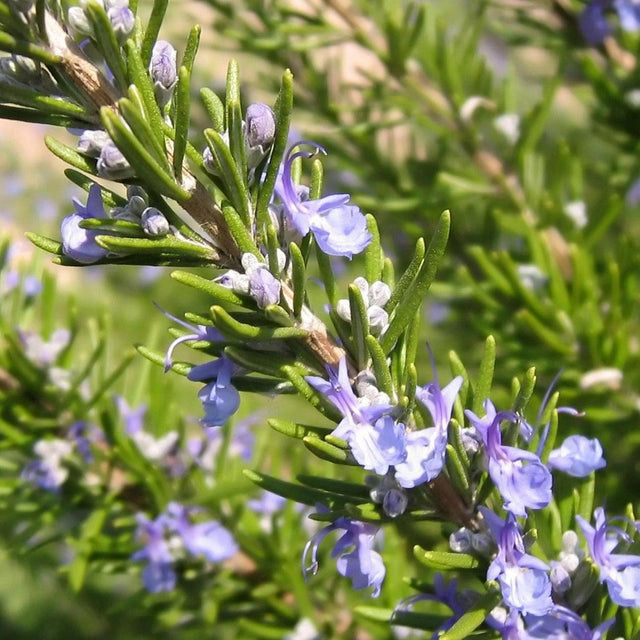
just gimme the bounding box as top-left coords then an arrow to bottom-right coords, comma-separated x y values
132,502 -> 237,592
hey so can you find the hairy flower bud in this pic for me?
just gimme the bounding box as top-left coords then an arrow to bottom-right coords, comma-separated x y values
246,103 -> 276,149
97,140 -> 134,179
77,129 -> 110,158
108,5 -> 135,42
67,6 -> 94,37
141,207 -> 169,236
150,40 -> 178,107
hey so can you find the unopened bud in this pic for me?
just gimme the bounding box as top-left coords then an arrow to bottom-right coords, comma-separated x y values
77,129 -> 110,158
141,207 -> 169,236
150,40 -> 177,107
68,6 -> 93,37
108,6 -> 135,42
246,103 -> 276,149
97,141 -> 134,179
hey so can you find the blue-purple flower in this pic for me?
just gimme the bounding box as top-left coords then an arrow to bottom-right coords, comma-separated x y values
275,142 -> 372,258
547,435 -> 606,477
466,401 -> 552,516
580,0 -> 640,44
303,509 -> 385,597
482,508 -> 553,617
60,184 -> 110,264
132,502 -> 237,592
576,507 -> 640,607
394,375 -> 463,488
306,356 -> 399,475
189,357 -> 241,428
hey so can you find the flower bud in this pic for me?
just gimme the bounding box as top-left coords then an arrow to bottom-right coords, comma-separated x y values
68,6 -> 94,37
77,129 -> 110,158
97,140 -> 134,179
108,6 -> 135,43
141,207 -> 169,236
246,103 -> 276,149
368,280 -> 391,307
150,40 -> 178,107
248,266 -> 281,309
449,528 -> 473,553
367,305 -> 389,336
382,489 -> 407,518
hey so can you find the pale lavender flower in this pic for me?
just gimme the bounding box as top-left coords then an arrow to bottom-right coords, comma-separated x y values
275,142 -> 372,258
68,421 -> 100,463
115,395 -> 146,434
576,507 -> 640,607
482,508 -> 553,617
523,606 -> 615,639
303,509 -> 385,597
393,575 -> 472,639
466,401 -> 552,516
248,265 -> 281,308
22,439 -> 73,492
131,512 -> 176,592
306,356 -> 399,475
61,184 -> 111,264
149,40 -> 177,107
615,0 -> 640,30
155,304 -> 224,372
547,435 -> 606,477
165,502 -> 237,562
394,375 -> 463,488
19,328 -> 70,367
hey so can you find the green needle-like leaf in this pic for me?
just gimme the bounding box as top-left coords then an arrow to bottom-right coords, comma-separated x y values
381,211 -> 450,353
140,0 -> 169,66
364,214 -> 382,283
84,2 -> 128,92
386,237 -> 425,313
0,81 -> 89,118
203,128 -> 250,225
256,69 -> 292,230
102,108 -> 189,200
472,335 -> 495,415
200,88 -> 225,133
348,283 -> 370,370
210,305 -> 307,341
289,242 -> 306,319
303,435 -> 352,464
172,66 -> 191,178
0,31 -> 59,63
170,270 -> 248,307
45,135 -> 97,174
365,335 -> 394,398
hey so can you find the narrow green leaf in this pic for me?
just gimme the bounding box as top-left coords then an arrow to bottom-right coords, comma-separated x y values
181,25 -> 201,74
365,335 -> 394,398
413,547 -> 479,569
364,214 -> 382,283
200,88 -> 225,133
256,69 -> 292,229
221,203 -> 259,257
210,306 -> 307,341
297,475 -> 370,500
289,242 -> 306,319
140,0 -> 169,66
45,135 -> 96,174
316,242 -> 337,307
445,443 -> 470,494
348,283 -> 370,370
124,40 -> 165,149
472,335 -> 495,415
120,95 -> 172,173
170,270 -> 247,307
0,31 -> 59,63
95,233 -> 216,258
203,128 -> 250,224
576,473 -> 596,524
280,365 -> 343,422
439,591 -> 502,640
243,469 -> 342,507
25,232 -> 63,256
268,418 -> 332,440
0,104 -> 88,127
173,65 -> 191,179
381,211 -> 450,353
102,108 -> 189,200
303,435 -> 352,464
84,2 -> 128,91
0,81 -> 88,118
386,237 -> 425,313
64,169 -> 127,207
225,346 -> 292,378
